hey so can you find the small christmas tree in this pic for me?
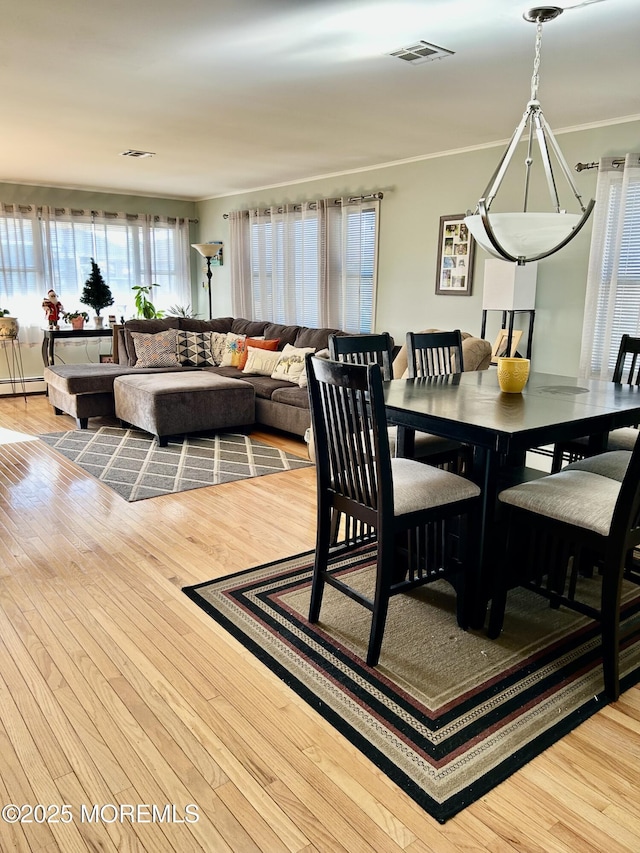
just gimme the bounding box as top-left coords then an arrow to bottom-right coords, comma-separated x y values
80,258 -> 114,316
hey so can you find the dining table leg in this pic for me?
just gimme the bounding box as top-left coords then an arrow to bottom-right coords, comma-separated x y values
467,445 -> 502,629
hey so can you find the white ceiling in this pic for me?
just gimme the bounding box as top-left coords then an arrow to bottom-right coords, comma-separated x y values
3,0 -> 638,201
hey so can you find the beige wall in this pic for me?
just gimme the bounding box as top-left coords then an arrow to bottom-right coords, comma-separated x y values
195,118 -> 640,374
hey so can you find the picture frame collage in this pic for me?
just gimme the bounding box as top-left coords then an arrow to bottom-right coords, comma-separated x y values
435,213 -> 475,296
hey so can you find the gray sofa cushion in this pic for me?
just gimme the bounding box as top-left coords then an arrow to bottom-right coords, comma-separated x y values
231,318 -> 269,337
294,326 -> 345,350
45,363 -> 185,395
263,322 -> 301,347
271,384 -> 311,409
205,365 -> 296,400
179,317 -> 233,333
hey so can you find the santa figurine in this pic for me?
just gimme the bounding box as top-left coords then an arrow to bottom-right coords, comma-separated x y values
42,289 -> 64,329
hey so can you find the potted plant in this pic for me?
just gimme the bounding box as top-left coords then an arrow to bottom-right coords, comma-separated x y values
167,303 -> 200,318
63,310 -> 90,330
80,258 -> 114,328
0,307 -> 18,340
132,284 -> 164,319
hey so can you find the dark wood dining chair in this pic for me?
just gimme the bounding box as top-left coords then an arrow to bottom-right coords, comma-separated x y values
329,331 -> 465,468
326,333 -> 396,546
329,332 -> 395,377
406,330 -> 464,378
404,330 -> 470,472
306,354 -> 481,667
551,334 -> 640,472
488,431 -> 640,700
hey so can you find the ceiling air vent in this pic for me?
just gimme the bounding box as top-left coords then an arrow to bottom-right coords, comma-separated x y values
389,41 -> 454,65
120,149 -> 156,158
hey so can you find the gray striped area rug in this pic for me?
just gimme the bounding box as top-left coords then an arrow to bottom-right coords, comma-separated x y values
40,426 -> 312,501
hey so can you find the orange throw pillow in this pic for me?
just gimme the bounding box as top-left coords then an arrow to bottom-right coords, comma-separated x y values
237,338 -> 280,370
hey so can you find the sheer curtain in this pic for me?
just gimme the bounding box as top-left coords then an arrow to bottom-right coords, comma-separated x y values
579,154 -> 640,379
0,204 -> 43,345
0,206 -> 192,347
230,197 -> 379,332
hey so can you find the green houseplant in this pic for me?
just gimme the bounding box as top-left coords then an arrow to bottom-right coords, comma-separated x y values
167,304 -> 200,318
80,259 -> 114,327
132,284 -> 164,319
63,310 -> 89,330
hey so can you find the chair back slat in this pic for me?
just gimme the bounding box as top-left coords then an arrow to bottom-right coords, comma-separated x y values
307,355 -> 393,516
613,334 -> 640,386
329,333 -> 394,380
406,330 -> 464,378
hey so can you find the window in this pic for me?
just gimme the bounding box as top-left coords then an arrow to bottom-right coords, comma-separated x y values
580,155 -> 640,379
232,197 -> 379,333
0,206 -> 191,345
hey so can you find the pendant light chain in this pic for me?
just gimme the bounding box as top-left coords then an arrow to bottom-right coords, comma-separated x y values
530,22 -> 543,102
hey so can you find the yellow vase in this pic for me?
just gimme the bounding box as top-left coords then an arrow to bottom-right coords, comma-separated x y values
497,357 -> 530,393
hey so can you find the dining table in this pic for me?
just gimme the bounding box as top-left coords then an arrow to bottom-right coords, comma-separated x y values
383,368 -> 640,625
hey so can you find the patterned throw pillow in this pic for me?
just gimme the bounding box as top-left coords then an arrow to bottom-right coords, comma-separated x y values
210,331 -> 228,366
271,343 -> 316,385
237,338 -> 280,370
220,333 -> 247,367
242,347 -> 283,376
130,329 -> 179,368
176,331 -> 215,367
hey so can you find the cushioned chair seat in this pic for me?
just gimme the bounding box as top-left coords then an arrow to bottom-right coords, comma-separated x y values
606,427 -> 638,451
391,457 -> 480,514
498,470 -> 620,536
563,450 -> 631,482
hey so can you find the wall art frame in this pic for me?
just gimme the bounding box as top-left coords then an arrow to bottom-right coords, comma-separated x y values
435,213 -> 475,296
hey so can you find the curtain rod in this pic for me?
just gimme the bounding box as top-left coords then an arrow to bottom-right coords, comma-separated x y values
222,192 -> 383,219
0,203 -> 198,223
575,158 -> 626,172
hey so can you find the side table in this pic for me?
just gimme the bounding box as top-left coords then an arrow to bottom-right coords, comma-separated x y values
42,327 -> 114,367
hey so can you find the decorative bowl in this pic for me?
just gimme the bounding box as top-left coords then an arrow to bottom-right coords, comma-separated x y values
497,357 -> 530,393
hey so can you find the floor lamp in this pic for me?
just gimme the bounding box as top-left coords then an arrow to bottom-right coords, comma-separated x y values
191,242 -> 223,319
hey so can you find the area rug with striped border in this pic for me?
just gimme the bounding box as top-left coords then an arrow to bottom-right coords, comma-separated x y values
183,545 -> 640,822
40,426 -> 312,501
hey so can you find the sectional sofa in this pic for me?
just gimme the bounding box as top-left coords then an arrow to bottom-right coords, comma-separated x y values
44,317 -> 348,440
43,317 -> 492,444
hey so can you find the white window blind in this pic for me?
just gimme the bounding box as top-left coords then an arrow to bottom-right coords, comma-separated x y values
0,206 -> 191,345
233,197 -> 379,332
580,154 -> 640,379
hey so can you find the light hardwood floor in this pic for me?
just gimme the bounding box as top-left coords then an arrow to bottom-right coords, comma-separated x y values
0,393 -> 639,852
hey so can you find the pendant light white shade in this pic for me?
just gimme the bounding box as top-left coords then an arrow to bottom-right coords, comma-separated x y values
465,212 -> 585,262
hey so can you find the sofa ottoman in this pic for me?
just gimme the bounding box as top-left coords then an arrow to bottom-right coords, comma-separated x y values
113,372 -> 255,446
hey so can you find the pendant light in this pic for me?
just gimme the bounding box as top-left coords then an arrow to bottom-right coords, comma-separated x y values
464,6 -> 595,265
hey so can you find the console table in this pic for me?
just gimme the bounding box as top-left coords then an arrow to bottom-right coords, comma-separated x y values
42,328 -> 113,366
